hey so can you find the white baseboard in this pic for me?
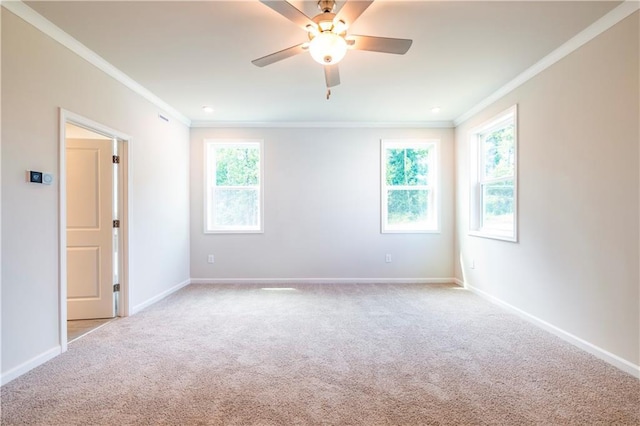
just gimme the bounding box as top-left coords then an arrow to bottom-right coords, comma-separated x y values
190,277 -> 457,285
131,278 -> 191,314
461,280 -> 640,379
2,279 -> 191,386
1,346 -> 61,386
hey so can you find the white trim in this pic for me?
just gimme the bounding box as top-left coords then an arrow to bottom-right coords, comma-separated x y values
190,278 -> 457,285
58,110 -> 67,353
0,3 -> 3,392
191,121 -> 455,129
2,1 -> 191,127
59,109 -> 133,353
454,1 -> 640,127
1,346 -> 61,386
468,230 -> 518,243
131,279 -> 191,315
119,137 -> 132,318
452,277 -> 464,287
463,281 -> 640,379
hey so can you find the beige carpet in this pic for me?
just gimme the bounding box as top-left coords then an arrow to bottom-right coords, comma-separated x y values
1,283 -> 638,425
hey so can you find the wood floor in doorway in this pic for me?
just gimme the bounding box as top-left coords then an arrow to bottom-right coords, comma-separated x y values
67,318 -> 115,343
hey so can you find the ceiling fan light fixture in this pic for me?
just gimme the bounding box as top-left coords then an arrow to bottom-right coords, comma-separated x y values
309,32 -> 347,65
305,24 -> 319,36
318,19 -> 334,32
333,19 -> 347,34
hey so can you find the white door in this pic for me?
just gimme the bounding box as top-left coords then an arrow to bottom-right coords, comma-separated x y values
66,138 -> 115,320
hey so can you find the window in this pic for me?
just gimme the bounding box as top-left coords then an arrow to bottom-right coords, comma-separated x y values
469,105 -> 517,241
204,139 -> 263,233
381,139 -> 439,233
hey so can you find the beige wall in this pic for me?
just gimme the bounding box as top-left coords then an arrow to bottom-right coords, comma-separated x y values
190,127 -> 455,281
455,13 -> 639,367
1,10 -> 190,378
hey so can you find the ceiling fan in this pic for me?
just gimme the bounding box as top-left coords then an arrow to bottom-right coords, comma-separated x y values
252,0 -> 412,98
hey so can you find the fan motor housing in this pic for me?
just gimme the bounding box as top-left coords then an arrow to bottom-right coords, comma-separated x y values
311,12 -> 337,30
317,0 -> 336,13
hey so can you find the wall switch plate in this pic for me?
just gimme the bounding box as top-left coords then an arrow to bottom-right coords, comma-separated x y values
470,259 -> 475,269
26,170 -> 53,185
385,254 -> 392,263
208,255 -> 215,264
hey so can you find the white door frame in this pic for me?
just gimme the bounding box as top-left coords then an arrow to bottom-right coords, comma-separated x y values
59,108 -> 131,352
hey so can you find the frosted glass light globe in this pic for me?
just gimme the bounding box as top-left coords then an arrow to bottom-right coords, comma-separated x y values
309,32 -> 347,65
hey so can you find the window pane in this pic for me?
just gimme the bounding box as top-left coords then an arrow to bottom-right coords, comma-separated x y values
482,180 -> 514,234
215,146 -> 260,186
482,124 -> 514,180
387,189 -> 430,227
213,189 -> 259,228
385,147 -> 430,186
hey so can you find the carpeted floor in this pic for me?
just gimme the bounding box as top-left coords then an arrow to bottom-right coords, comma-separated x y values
1,283 -> 638,425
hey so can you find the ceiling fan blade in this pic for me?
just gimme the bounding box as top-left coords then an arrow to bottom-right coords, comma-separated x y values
348,35 -> 412,54
259,0 -> 315,30
324,64 -> 340,88
334,1 -> 374,27
252,43 -> 307,67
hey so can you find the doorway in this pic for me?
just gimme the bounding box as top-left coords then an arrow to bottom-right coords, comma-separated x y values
59,109 -> 130,350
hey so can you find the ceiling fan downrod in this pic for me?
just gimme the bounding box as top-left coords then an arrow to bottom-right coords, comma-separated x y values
317,0 -> 335,14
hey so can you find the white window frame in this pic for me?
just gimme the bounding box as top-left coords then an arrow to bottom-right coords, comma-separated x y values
204,139 -> 264,233
381,139 -> 440,233
468,105 -> 518,242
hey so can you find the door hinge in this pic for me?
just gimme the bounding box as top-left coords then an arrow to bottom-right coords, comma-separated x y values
113,283 -> 120,292
112,155 -> 120,164
113,219 -> 120,228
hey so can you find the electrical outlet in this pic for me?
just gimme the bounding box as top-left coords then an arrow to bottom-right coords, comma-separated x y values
385,254 -> 392,263
470,258 -> 475,269
207,255 -> 215,264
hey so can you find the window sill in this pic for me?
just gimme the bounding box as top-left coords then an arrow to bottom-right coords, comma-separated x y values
205,229 -> 264,234
382,229 -> 441,234
468,230 -> 517,243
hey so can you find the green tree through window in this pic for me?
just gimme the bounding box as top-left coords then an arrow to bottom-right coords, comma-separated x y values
205,140 -> 263,232
215,147 -> 259,186
382,140 -> 438,232
482,125 -> 514,219
469,105 -> 517,241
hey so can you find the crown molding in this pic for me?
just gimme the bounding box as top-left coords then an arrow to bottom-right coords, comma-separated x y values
6,0 -> 636,131
2,0 -> 192,127
190,120 -> 455,129
454,0 -> 640,127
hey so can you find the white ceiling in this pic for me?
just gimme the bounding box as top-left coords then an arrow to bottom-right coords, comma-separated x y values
24,0 -> 620,125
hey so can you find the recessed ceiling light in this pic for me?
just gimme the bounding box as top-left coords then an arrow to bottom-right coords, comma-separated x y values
202,106 -> 214,113
431,107 -> 441,114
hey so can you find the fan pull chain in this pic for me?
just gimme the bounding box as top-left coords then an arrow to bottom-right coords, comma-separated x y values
326,89 -> 331,100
